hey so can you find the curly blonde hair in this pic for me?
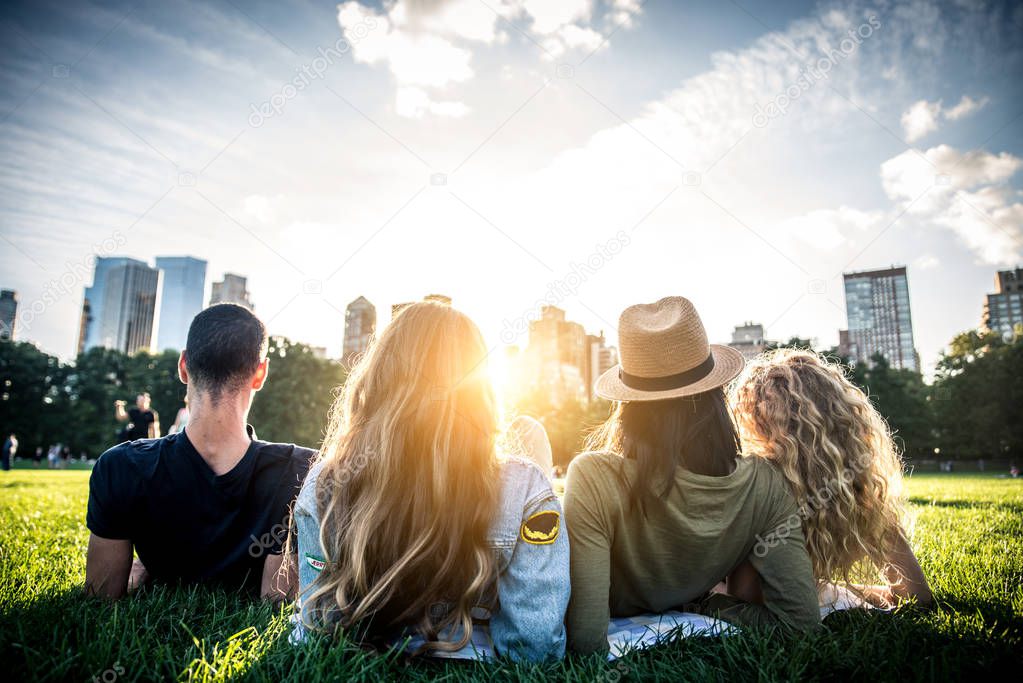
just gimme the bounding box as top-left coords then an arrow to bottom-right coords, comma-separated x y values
729,348 -> 907,586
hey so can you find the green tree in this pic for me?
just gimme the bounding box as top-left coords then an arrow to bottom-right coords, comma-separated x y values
248,337 -> 347,449
932,330 -> 1022,460
0,341 -> 70,456
850,354 -> 934,459
508,388 -> 610,467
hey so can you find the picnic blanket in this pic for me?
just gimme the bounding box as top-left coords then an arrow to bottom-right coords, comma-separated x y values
290,610 -> 735,660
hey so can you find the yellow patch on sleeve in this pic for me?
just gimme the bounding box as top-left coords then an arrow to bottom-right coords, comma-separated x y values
520,510 -> 560,545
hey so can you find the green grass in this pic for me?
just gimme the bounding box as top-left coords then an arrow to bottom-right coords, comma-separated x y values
0,472 -> 1020,682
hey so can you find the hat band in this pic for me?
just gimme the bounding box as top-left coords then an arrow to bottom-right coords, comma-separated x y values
619,353 -> 715,392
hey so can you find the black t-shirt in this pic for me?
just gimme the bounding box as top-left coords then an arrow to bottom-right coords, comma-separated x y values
125,408 -> 156,441
87,426 -> 314,590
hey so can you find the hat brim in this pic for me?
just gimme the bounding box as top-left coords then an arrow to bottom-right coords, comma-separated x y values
595,344 -> 745,402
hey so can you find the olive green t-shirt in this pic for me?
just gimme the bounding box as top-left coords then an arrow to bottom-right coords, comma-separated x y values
564,452 -> 820,654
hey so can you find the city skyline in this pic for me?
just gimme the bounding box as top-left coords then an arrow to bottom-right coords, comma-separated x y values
2,0 -> 1021,373
5,256 -> 1020,373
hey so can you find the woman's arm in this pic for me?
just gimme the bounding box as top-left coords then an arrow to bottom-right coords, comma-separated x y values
489,487 -> 570,662
884,527 -> 931,604
851,526 -> 932,607
563,458 -> 613,655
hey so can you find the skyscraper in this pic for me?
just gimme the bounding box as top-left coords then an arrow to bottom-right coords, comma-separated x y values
0,290 -> 17,340
210,273 -> 253,310
841,266 -> 918,371
155,257 -> 207,351
80,257 -> 160,354
981,267 -> 1023,339
343,296 -> 376,364
525,306 -> 589,403
585,331 -> 617,402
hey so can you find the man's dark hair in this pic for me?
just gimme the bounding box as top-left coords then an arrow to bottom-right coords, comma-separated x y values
185,304 -> 268,400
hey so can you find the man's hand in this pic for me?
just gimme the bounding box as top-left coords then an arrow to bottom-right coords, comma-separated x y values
128,557 -> 149,593
85,533 -> 133,599
261,553 -> 298,604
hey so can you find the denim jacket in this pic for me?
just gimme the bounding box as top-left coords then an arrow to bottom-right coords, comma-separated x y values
293,456 -> 570,661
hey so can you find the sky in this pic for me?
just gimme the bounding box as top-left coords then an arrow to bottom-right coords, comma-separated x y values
1,0 -> 1021,377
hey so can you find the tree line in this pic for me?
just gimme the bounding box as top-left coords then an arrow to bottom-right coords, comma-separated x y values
0,337 -> 346,459
0,329 -> 1019,463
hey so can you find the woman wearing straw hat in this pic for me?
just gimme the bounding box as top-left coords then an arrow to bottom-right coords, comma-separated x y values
564,296 -> 820,654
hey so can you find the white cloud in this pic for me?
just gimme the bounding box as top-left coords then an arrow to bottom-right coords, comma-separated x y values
395,86 -> 470,118
900,94 -> 989,141
775,207 -> 882,250
339,3 -> 473,87
914,254 -> 940,270
608,0 -> 644,29
541,24 -> 605,59
521,0 -> 593,35
880,145 -> 1022,263
394,0 -> 504,43
880,144 -> 1021,203
242,195 -> 275,223
337,0 -> 640,115
945,94 -> 989,120
901,99 -> 942,142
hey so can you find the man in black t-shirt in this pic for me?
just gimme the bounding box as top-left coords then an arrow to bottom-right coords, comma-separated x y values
114,393 -> 160,441
85,304 -> 315,601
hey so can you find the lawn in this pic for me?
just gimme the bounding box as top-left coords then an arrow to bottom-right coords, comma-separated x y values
0,471 -> 1019,682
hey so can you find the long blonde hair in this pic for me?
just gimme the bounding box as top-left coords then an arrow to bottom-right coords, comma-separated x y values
729,349 -> 906,586
304,302 -> 500,651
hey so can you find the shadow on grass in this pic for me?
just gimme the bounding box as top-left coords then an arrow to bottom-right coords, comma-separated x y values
3,587 -> 1021,682
1,582 -> 282,682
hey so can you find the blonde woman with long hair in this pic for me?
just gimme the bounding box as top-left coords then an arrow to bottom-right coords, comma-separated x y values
292,302 -> 569,660
727,348 -> 931,609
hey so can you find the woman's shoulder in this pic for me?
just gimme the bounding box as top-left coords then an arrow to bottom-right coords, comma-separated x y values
498,456 -> 555,507
741,454 -> 799,507
566,450 -> 620,481
295,458 -> 327,514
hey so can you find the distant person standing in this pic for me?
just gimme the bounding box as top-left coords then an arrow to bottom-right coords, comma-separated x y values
47,444 -> 60,469
168,396 -> 189,435
33,446 -> 43,468
1,434 -> 16,471
114,393 -> 160,442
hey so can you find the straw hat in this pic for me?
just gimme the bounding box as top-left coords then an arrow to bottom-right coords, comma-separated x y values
595,296 -> 744,402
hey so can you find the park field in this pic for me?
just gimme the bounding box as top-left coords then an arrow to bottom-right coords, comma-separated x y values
0,470 -> 1020,682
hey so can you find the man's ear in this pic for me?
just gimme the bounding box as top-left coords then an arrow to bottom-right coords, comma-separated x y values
252,358 -> 269,391
178,352 -> 189,385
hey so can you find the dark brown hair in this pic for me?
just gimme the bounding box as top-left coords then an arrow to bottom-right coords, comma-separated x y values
586,388 -> 741,514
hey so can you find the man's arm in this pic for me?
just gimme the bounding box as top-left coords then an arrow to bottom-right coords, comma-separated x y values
114,401 -> 129,422
261,552 -> 297,604
149,412 -> 160,439
85,534 -> 133,599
